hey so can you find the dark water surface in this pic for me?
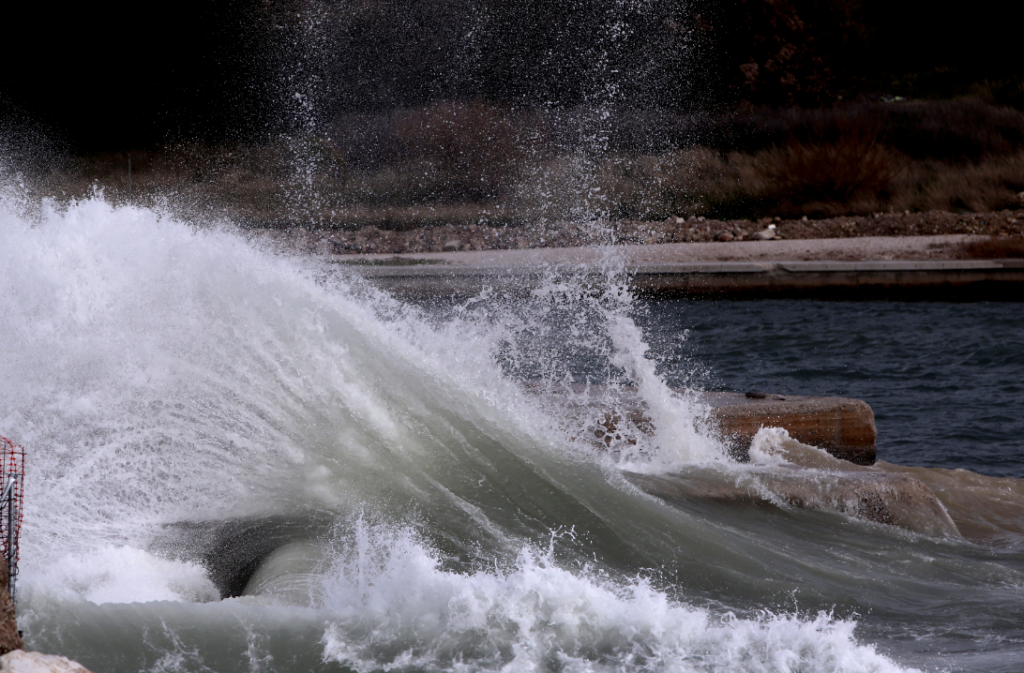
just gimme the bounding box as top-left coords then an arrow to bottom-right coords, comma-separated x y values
639,300 -> 1024,478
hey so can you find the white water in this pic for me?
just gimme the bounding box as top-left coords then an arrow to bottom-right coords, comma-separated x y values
316,521 -> 906,673
0,191 -> 916,672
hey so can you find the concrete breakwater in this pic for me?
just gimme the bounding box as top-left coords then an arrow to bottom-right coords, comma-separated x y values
548,386 -> 876,466
706,392 -> 876,465
344,258 -> 1024,300
328,234 -> 1024,300
0,482 -> 93,673
0,563 -> 22,656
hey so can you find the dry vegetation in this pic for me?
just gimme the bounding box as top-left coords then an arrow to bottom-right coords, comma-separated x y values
22,98 -> 1024,238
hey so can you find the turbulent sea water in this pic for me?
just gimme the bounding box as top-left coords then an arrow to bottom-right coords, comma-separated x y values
1,192 -> 1023,673
641,300 -> 1024,479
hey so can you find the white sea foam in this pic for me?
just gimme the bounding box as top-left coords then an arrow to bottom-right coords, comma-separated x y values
23,545 -> 218,604
319,521 -> 914,673
748,427 -> 798,466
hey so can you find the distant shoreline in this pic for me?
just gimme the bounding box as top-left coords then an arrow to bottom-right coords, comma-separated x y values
297,234 -> 1024,302
252,208 -> 1024,260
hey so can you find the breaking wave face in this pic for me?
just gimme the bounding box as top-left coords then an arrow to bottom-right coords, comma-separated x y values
0,191 -> 925,672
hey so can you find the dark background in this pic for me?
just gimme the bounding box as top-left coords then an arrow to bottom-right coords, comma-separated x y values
2,0 -> 1023,153
0,0 -> 274,152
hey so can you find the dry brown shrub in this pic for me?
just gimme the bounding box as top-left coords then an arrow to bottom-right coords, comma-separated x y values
506,148 -> 750,222
889,153 -> 1024,213
597,148 -> 745,219
394,100 -> 534,201
503,154 -> 602,223
752,119 -> 903,216
28,98 -> 1024,228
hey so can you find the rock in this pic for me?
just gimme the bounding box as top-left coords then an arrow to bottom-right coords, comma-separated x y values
0,652 -> 94,673
715,230 -> 735,242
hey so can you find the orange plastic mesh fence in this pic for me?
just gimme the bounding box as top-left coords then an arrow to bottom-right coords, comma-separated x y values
0,437 -> 25,569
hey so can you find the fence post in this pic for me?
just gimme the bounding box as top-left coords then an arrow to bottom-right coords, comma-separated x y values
5,478 -> 14,604
0,438 -> 24,606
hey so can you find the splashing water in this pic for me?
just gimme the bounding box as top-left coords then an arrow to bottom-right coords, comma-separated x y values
315,520 -> 909,673
0,190 -> 978,672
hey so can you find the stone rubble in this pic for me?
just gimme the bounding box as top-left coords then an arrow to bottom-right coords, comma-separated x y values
250,209 -> 1024,256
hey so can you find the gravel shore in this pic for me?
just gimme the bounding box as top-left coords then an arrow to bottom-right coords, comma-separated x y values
253,209 -> 1024,258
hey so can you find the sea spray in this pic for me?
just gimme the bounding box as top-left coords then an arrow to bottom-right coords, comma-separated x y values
0,190 -> 720,583
0,191 -> 970,672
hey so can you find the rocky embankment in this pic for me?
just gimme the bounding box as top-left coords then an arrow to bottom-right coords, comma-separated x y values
254,209 -> 1024,256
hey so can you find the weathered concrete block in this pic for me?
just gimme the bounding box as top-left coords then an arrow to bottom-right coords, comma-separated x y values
704,393 -> 877,465
548,384 -> 877,465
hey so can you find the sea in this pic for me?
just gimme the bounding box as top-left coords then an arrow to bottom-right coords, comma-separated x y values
1,192 -> 1022,673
